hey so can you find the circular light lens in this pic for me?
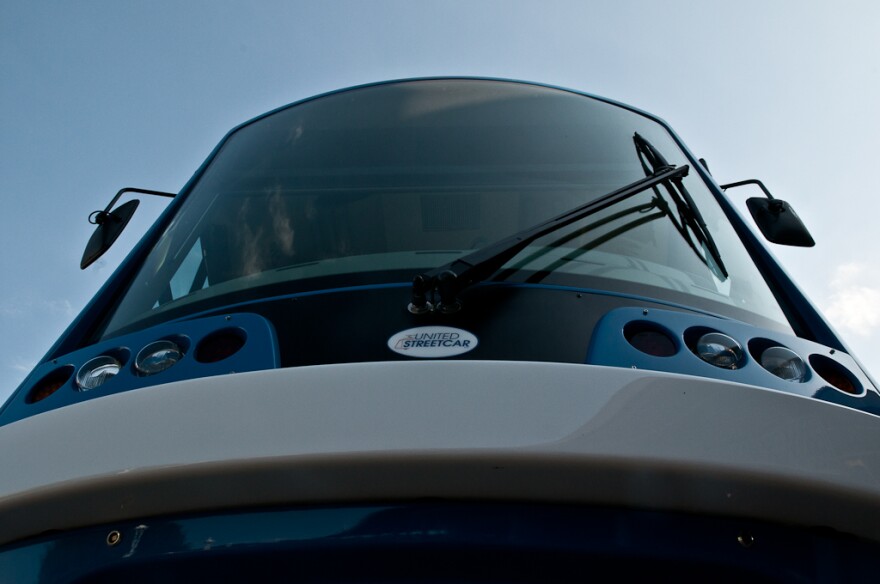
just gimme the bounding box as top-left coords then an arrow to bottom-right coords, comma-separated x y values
760,346 -> 807,382
809,354 -> 863,395
27,365 -> 74,403
76,356 -> 122,391
195,328 -> 246,363
696,332 -> 743,369
624,322 -> 677,357
135,340 -> 184,376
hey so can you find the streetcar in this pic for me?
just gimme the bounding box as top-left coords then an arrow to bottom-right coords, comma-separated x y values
1,78 -> 878,581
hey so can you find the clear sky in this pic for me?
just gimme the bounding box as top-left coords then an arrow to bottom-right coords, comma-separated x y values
2,0 -> 879,402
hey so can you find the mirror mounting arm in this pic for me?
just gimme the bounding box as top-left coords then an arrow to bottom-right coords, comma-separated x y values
719,179 -> 784,211
720,178 -> 773,199
88,187 -> 176,223
719,179 -> 814,247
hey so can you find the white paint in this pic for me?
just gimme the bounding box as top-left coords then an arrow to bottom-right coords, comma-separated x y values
2,362 -> 880,546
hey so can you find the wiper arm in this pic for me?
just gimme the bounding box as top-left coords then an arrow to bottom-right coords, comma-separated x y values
408,164 -> 690,314
515,199 -> 667,284
634,133 -> 728,280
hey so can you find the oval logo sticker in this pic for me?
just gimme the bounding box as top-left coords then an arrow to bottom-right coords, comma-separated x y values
388,326 -> 478,358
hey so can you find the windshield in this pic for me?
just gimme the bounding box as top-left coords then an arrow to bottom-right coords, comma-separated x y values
101,79 -> 792,338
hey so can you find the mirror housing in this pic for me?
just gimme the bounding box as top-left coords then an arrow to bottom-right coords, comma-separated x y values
720,179 -> 815,247
745,197 -> 815,247
80,187 -> 176,269
81,200 -> 140,269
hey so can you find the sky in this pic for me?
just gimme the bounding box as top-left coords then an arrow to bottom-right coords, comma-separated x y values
2,0 -> 879,402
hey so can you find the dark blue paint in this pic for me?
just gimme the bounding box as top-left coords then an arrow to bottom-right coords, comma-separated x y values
1,502 -> 876,582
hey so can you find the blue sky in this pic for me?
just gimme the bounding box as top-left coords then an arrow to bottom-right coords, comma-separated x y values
2,1 -> 879,401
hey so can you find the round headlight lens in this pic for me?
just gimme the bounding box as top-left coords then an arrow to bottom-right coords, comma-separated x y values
135,340 -> 184,376
76,356 -> 122,391
696,332 -> 743,369
760,346 -> 807,382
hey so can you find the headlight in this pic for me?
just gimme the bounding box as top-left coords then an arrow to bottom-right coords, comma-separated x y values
135,340 -> 184,376
759,346 -> 807,382
695,332 -> 743,369
76,355 -> 123,390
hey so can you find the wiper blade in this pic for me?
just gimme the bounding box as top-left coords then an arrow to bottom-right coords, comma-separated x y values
408,164 -> 690,314
634,133 -> 728,280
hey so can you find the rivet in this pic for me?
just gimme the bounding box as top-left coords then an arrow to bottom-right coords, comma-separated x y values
225,315 -> 232,321
737,532 -> 754,548
107,530 -> 122,546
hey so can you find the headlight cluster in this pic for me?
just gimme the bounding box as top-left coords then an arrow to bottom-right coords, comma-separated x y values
26,328 -> 248,404
624,320 -> 862,395
74,338 -> 189,393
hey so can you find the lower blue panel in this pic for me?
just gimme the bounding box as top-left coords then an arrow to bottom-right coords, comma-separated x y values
1,503 -> 877,583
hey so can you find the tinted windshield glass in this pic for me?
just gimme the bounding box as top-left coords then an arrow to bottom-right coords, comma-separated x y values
102,79 -> 791,337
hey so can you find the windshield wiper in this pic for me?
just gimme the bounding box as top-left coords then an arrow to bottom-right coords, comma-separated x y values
503,198 -> 668,284
408,163 -> 690,314
501,136 -> 728,286
633,133 -> 728,280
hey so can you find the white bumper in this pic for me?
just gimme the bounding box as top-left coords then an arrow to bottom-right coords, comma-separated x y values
1,361 -> 879,545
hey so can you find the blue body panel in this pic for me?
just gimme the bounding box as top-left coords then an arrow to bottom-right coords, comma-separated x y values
0,313 -> 278,425
587,306 -> 880,414
1,503 -> 877,583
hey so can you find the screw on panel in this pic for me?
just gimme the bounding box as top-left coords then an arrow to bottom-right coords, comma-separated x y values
642,309 -> 649,315
106,530 -> 122,546
830,349 -> 836,354
225,315 -> 232,321
737,532 -> 755,548
576,293 -> 582,298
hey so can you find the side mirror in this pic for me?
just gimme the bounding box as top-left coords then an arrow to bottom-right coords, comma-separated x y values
80,187 -> 176,269
745,197 -> 815,247
81,200 -> 140,269
720,179 -> 815,247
